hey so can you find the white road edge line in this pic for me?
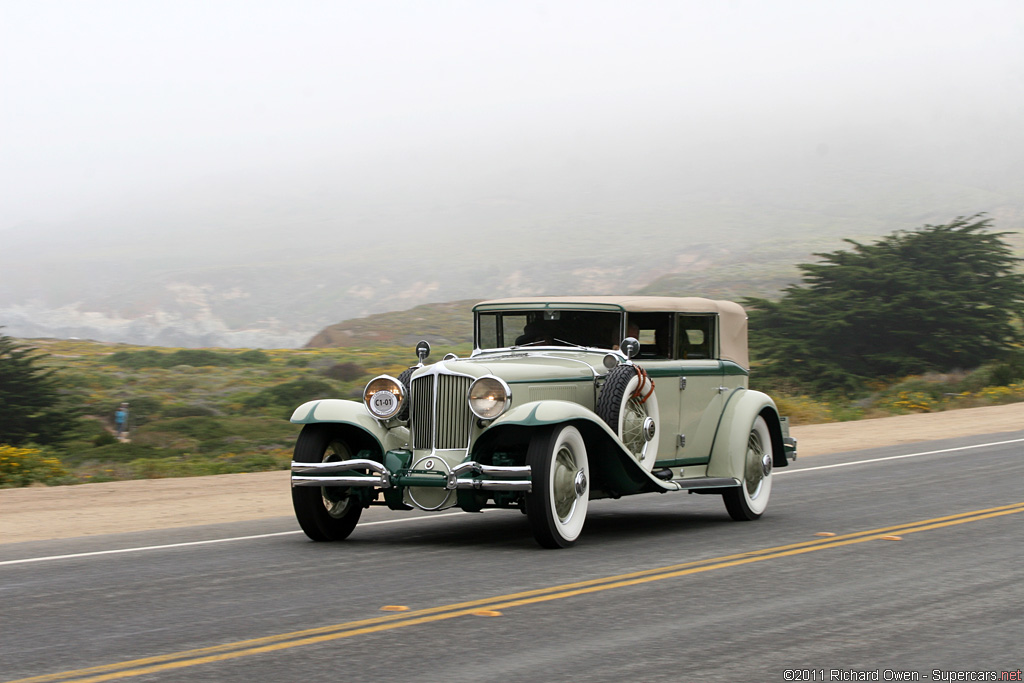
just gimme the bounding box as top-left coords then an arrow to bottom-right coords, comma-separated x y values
0,512 -> 465,567
776,436 -> 1024,476
5,436 -> 1023,567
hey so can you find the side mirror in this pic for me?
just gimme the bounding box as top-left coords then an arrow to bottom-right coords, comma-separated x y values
415,340 -> 431,365
620,337 -> 640,359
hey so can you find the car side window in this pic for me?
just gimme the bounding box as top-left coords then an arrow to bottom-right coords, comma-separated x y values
626,313 -> 674,359
677,315 -> 716,359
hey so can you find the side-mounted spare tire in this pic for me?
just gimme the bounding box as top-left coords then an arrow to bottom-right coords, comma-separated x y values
596,364 -> 660,471
396,367 -> 415,421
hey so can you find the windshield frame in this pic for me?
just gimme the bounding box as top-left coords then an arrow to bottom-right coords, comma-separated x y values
475,308 -> 625,351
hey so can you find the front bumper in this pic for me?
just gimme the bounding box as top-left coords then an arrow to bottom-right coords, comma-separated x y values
291,457 -> 532,492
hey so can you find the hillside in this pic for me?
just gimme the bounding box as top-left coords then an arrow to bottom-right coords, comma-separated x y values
306,299 -> 481,349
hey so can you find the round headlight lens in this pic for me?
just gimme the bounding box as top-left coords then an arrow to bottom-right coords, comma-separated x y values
363,376 -> 405,420
468,376 -> 511,420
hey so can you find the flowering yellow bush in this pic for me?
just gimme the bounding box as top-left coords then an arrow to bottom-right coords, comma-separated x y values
873,382 -> 1024,415
886,391 -> 936,413
772,395 -> 836,425
0,445 -> 71,487
975,383 -> 1024,403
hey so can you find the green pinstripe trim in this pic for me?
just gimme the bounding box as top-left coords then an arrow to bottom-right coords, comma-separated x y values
643,366 -> 717,378
654,457 -> 711,467
641,361 -> 748,378
720,361 -> 749,376
707,386 -> 745,457
506,404 -> 546,427
292,401 -> 321,423
505,377 -> 594,385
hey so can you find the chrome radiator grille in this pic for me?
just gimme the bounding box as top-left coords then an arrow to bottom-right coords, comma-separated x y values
411,373 -> 474,450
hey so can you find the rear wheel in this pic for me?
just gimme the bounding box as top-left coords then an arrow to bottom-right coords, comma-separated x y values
292,425 -> 364,541
525,425 -> 590,548
723,415 -> 773,521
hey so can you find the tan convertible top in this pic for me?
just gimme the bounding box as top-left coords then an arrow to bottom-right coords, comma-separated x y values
475,296 -> 749,368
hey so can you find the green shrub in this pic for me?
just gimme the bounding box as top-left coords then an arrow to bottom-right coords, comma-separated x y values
236,350 -> 271,364
107,349 -> 167,369
242,379 -> 337,409
162,404 -> 220,418
158,417 -> 229,442
105,348 -> 270,370
322,362 -> 367,382
165,349 -> 236,367
93,432 -> 119,447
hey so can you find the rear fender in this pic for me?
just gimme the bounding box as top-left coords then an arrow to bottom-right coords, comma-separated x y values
706,390 -> 788,480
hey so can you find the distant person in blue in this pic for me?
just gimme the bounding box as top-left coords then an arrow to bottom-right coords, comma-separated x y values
114,403 -> 129,439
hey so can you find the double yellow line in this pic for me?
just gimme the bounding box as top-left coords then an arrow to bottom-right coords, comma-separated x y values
9,501 -> 1024,683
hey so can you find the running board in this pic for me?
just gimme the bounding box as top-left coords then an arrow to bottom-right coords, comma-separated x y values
670,477 -> 741,491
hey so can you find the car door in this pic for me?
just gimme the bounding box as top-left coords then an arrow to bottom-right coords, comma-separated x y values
666,314 -> 724,468
633,313 -> 724,470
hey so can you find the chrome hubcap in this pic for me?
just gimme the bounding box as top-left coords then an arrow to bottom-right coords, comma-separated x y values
322,442 -> 353,518
574,469 -> 588,497
622,397 -> 650,459
642,417 -> 656,442
744,429 -> 766,499
553,445 -> 581,522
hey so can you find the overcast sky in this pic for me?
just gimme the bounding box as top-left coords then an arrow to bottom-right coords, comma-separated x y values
3,0 -> 1024,248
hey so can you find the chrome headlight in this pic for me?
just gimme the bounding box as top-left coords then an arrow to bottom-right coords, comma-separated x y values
468,376 -> 512,420
363,375 -> 405,420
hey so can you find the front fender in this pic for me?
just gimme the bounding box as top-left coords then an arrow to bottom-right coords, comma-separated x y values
290,399 -> 409,456
706,389 -> 787,480
474,400 -> 674,497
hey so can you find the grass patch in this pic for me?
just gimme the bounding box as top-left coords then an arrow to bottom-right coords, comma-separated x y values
5,337 -> 1024,485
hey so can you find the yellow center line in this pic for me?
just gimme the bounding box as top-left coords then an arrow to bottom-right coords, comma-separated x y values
8,501 -> 1024,683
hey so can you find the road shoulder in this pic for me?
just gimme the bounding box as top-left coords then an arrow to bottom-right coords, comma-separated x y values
3,402 -> 1023,544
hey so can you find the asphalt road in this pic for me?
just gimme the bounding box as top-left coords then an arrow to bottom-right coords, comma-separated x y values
2,431 -> 1023,683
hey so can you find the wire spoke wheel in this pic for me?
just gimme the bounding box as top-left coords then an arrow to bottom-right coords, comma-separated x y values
621,396 -> 649,455
596,365 -> 660,470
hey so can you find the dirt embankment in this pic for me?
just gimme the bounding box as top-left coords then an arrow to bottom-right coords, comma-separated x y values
2,403 -> 1023,545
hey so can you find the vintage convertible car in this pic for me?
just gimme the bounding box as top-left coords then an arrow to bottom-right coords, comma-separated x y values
290,296 -> 796,548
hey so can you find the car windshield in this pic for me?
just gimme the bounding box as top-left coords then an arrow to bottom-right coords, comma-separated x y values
477,310 -> 623,350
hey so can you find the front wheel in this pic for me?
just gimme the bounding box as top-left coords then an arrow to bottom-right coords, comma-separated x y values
722,415 -> 773,521
292,425 -> 364,541
525,425 -> 590,548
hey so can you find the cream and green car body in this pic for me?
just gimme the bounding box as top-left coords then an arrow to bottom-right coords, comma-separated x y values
290,296 -> 796,548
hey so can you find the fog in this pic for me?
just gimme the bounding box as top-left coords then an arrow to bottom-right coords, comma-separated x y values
2,1 -> 1023,346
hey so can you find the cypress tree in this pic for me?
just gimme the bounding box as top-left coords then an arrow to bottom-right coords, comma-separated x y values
0,331 -> 77,445
745,216 -> 1024,392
